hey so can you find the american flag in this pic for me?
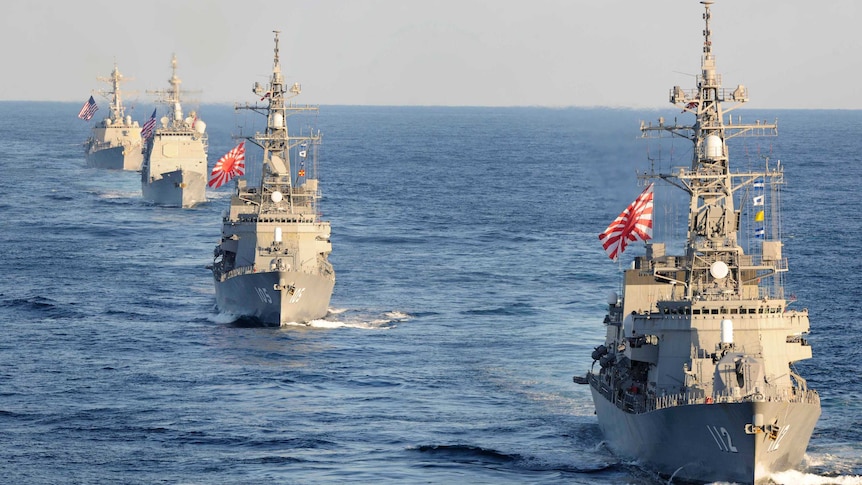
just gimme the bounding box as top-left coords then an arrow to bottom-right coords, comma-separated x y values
599,183 -> 654,261
77,96 -> 99,120
208,142 -> 246,189
140,108 -> 157,139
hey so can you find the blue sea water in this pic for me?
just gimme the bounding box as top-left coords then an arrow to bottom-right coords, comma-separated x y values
0,102 -> 860,484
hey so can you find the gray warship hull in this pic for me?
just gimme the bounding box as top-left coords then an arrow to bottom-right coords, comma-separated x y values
142,54 -> 208,208
142,169 -> 206,208
577,3 -> 820,483
590,383 -> 820,484
213,32 -> 335,326
86,144 -> 143,171
82,64 -> 143,172
214,269 -> 334,325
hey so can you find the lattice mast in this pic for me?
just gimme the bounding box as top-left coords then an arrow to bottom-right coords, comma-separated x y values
237,30 -> 320,215
639,0 -> 782,301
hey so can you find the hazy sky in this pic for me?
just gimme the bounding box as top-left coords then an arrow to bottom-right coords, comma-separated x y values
3,0 -> 859,109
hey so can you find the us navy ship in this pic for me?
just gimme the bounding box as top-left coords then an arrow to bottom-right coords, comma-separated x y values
210,31 -> 334,325
141,55 -> 208,208
573,3 -> 819,483
84,64 -> 144,171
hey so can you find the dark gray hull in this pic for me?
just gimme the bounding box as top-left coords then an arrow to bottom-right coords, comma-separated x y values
214,269 -> 334,325
590,385 -> 820,484
142,169 -> 206,208
86,145 -> 143,171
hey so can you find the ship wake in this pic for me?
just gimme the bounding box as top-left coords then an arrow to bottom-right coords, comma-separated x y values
770,469 -> 862,485
288,308 -> 409,329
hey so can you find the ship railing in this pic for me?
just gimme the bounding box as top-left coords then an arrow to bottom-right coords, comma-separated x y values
221,265 -> 257,281
88,140 -> 118,151
650,386 -> 820,411
220,262 -> 331,281
703,386 -> 819,407
588,372 -> 820,414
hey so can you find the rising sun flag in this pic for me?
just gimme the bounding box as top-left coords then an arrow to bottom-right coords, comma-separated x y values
599,183 -> 654,261
208,142 -> 246,189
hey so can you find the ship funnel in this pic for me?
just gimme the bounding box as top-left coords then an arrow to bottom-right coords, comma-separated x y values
721,319 -> 734,345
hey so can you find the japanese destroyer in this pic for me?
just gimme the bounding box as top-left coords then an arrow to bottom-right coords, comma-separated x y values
141,55 -> 208,208
573,2 -> 819,483
210,31 -> 334,325
84,64 -> 144,170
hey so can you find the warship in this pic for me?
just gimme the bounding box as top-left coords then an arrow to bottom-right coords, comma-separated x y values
209,31 -> 334,325
573,2 -> 819,483
84,64 -> 144,171
141,55 -> 208,208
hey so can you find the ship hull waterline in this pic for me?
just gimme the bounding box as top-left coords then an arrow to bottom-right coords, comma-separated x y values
86,145 -> 143,171
589,385 -> 820,484
142,169 -> 206,208
214,269 -> 334,326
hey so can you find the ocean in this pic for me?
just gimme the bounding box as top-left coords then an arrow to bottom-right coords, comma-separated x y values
0,102 -> 860,484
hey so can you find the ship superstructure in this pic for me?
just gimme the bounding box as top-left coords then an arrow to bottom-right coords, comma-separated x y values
141,54 -> 208,208
574,3 -> 819,483
210,31 -> 334,325
84,64 -> 144,170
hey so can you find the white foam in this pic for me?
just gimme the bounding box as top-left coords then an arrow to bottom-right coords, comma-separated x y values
306,319 -> 347,329
769,470 -> 862,485
383,310 -> 410,320
208,312 -> 240,324
304,318 -> 386,330
298,308 -> 412,330
208,308 -> 410,329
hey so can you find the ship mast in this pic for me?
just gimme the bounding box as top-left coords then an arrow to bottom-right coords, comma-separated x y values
640,1 -> 782,302
95,64 -> 131,123
147,54 -> 199,128
238,30 -> 319,214
262,30 -> 293,204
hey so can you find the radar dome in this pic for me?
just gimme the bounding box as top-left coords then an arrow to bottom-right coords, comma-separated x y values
710,261 -> 729,279
194,120 -> 206,134
705,135 -> 723,159
271,190 -> 283,203
272,113 -> 284,129
607,291 -> 618,305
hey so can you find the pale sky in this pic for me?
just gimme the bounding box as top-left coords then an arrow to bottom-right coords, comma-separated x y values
3,0 -> 859,109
